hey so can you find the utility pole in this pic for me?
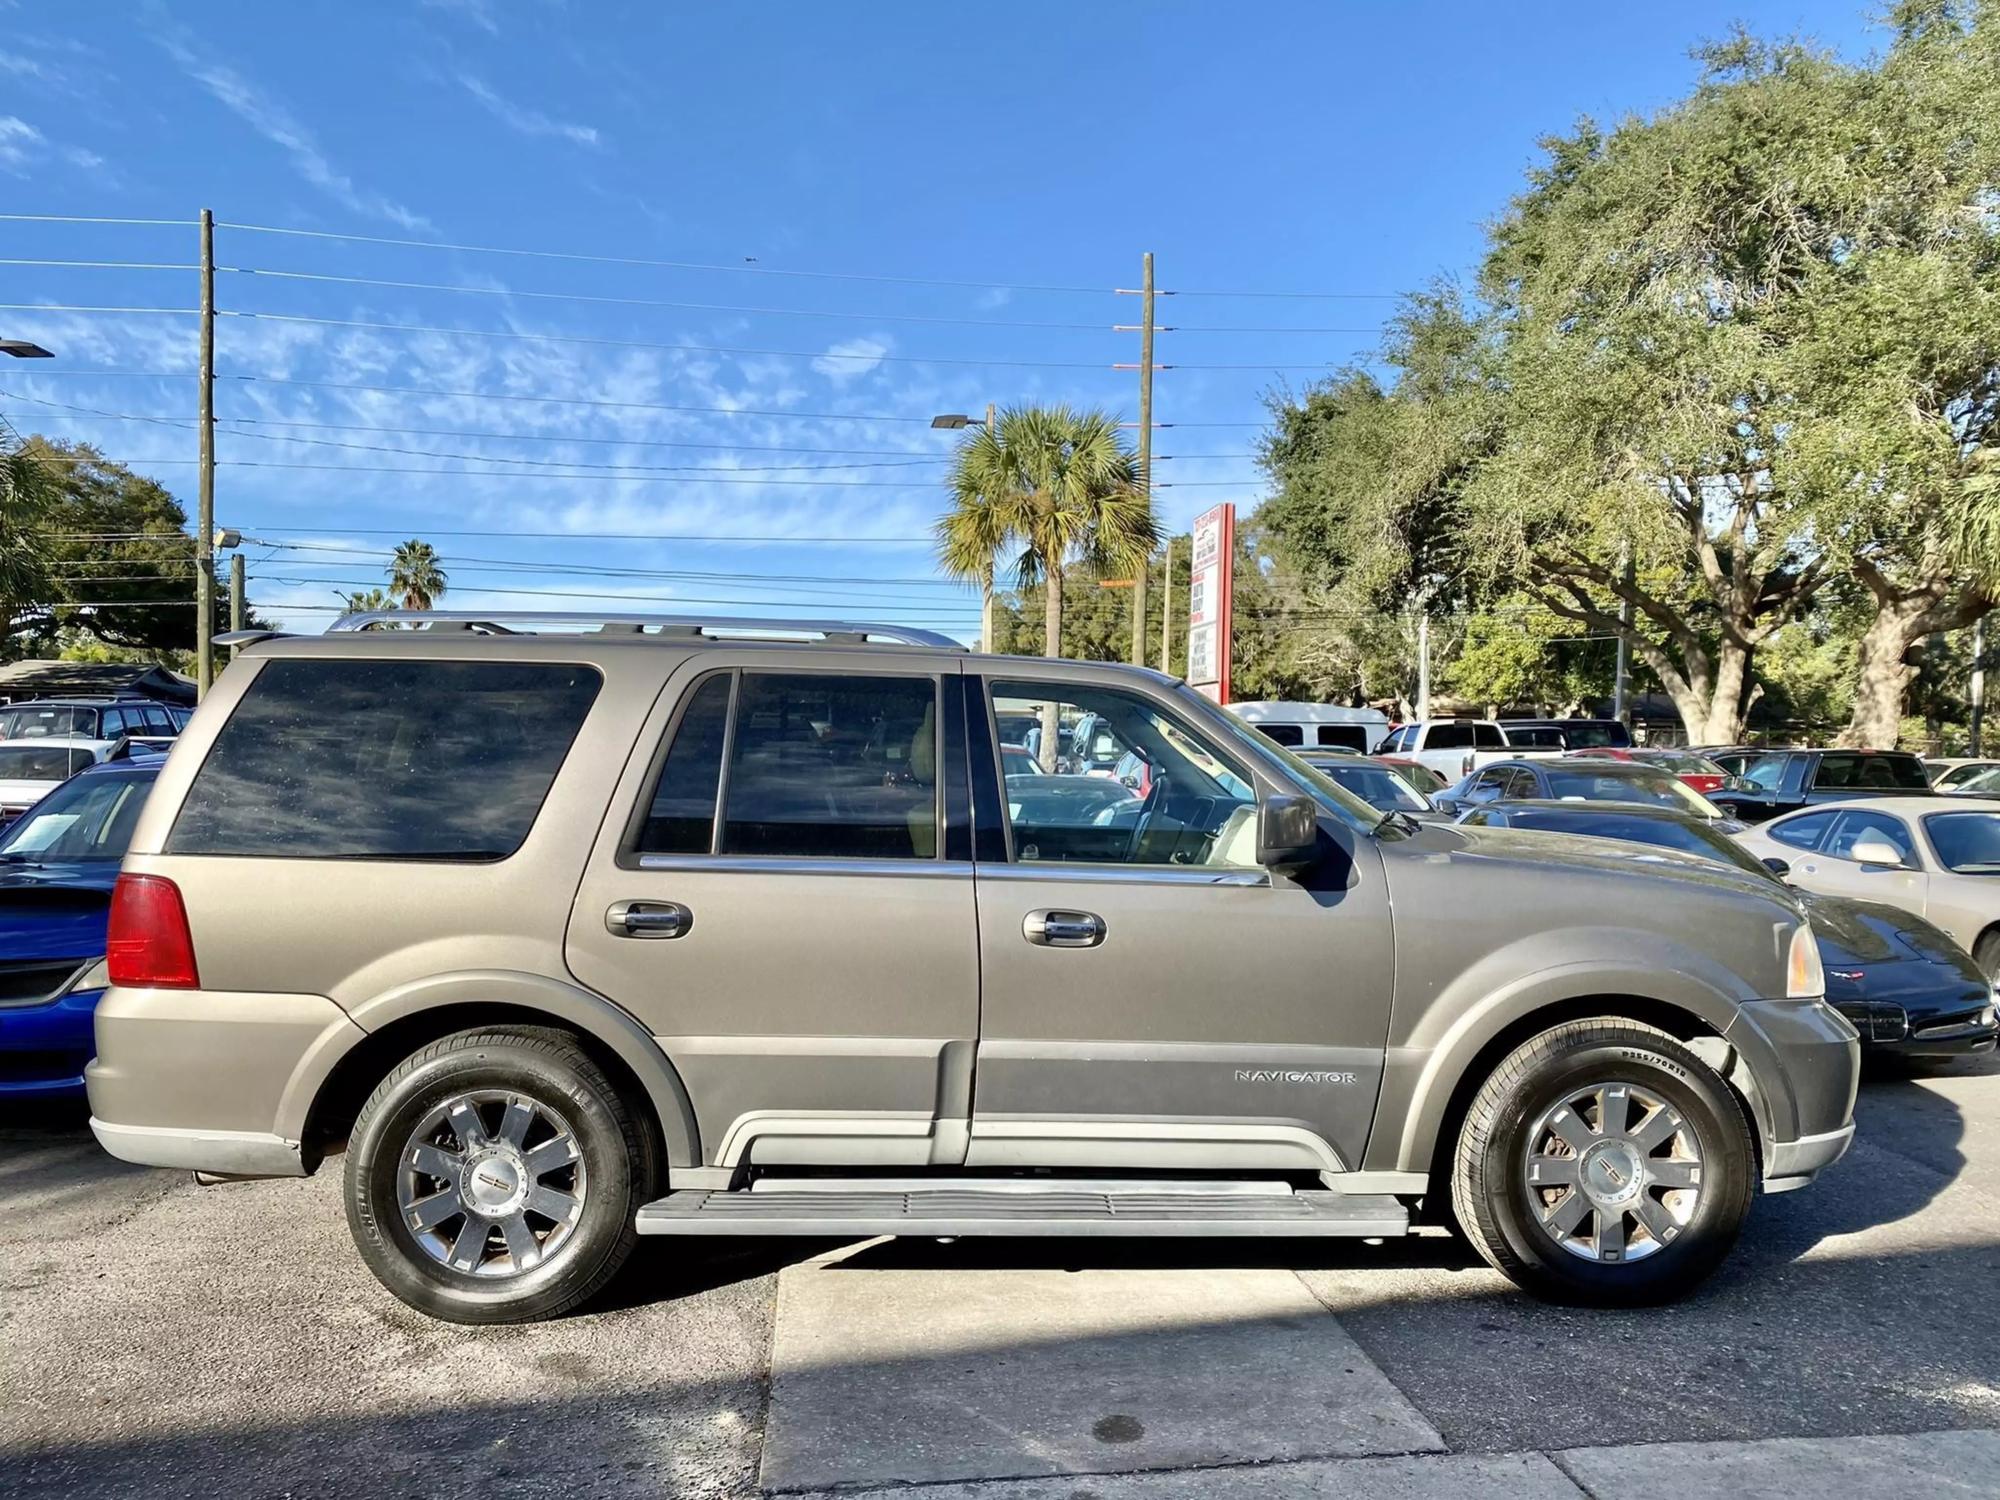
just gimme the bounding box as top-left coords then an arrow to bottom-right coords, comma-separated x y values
1613,547 -> 1634,725
1416,610 -> 1431,721
1160,535 -> 1174,675
1972,617 -> 1987,757
1131,252 -> 1155,668
196,207 -> 216,699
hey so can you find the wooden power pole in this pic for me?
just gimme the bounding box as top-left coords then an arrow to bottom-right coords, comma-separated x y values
1131,252 -> 1154,667
196,208 -> 216,699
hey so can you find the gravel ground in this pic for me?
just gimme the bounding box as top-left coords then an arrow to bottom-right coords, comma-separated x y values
1,1052 -> 1995,1497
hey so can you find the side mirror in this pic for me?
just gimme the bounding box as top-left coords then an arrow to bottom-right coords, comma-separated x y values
1257,793 -> 1320,873
1850,838 -> 1905,869
1760,856 -> 1791,878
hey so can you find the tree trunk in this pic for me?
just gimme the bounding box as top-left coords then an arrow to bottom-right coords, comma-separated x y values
1697,639 -> 1754,744
1841,602 -> 1929,749
978,571 -> 994,654
1038,555 -> 1065,773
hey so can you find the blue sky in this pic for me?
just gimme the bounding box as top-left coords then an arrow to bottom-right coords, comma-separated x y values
2,0 -> 1878,641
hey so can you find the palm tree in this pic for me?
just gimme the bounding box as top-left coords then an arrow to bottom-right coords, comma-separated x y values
937,405 -> 1157,768
935,426 -> 1014,652
388,539 -> 447,610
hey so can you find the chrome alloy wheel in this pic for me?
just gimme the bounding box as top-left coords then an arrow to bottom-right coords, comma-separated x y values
396,1090 -> 586,1278
1522,1080 -> 1704,1263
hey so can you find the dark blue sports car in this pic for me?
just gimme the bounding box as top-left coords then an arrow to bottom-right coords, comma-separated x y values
0,754 -> 162,1100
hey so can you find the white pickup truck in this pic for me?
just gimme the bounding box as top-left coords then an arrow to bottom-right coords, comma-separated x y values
1372,719 -> 1567,784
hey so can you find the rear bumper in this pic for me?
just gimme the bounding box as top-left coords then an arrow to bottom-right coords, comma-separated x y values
0,985 -> 101,1098
85,985 -> 363,1176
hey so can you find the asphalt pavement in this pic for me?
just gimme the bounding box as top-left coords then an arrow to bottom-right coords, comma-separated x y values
2,1050 -> 1996,1498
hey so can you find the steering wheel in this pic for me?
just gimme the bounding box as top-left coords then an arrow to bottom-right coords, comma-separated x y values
1123,773 -> 1166,862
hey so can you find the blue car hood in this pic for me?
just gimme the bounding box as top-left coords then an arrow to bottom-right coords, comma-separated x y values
0,860 -> 117,961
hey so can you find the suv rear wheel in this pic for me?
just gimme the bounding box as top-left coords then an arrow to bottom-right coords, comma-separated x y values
1451,1017 -> 1754,1305
344,1027 -> 656,1324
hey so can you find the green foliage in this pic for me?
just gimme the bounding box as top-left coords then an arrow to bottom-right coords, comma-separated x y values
388,539 -> 447,610
938,405 -> 1156,659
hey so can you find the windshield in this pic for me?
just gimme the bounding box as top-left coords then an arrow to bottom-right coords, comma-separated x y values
1317,762 -> 1432,812
0,705 -> 97,739
0,768 -> 152,858
1193,688 -> 1379,830
1541,766 -> 1724,818
1741,754 -> 1791,791
1558,722 -> 1630,748
1923,811 -> 2000,874
0,745 -> 91,782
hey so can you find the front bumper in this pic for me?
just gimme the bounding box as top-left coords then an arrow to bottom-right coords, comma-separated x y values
0,985 -> 102,1099
1725,998 -> 1861,1193
86,985 -> 363,1176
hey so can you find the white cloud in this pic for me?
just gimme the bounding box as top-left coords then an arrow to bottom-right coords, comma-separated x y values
456,74 -> 601,148
811,337 -> 890,383
152,30 -> 431,231
420,0 -> 500,33
0,114 -> 104,174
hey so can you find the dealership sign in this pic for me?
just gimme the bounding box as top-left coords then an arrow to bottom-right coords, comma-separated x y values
1186,502 -> 1234,704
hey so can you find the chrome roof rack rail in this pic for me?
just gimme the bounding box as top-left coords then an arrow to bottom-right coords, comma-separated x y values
213,629 -> 290,647
325,609 -> 964,649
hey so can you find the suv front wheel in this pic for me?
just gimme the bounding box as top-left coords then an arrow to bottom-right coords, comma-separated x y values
1451,1017 -> 1754,1305
345,1027 -> 657,1324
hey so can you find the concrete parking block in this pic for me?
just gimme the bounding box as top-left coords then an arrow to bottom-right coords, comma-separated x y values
1557,1427 -> 2000,1497
759,1254 -> 1444,1493
792,1450 -> 1581,1499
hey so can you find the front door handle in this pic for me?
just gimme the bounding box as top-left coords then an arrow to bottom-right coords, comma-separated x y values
1024,909 -> 1106,948
607,900 -> 692,939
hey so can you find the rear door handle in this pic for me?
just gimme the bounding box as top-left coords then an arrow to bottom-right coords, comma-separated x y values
1024,909 -> 1106,948
607,900 -> 692,939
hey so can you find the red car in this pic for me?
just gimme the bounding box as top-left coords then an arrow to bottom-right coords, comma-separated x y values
1565,746 -> 1731,794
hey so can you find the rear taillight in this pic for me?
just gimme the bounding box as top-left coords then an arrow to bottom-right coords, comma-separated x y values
106,873 -> 200,989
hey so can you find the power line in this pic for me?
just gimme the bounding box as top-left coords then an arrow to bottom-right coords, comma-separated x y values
220,309 -> 1352,372
222,267 -> 1117,332
0,303 -> 198,315
215,221 -> 1113,295
0,259 -> 201,271
0,213 -> 197,226
240,526 -> 939,544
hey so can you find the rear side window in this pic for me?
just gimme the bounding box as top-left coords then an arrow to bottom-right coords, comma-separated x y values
637,674 -> 733,854
1316,724 -> 1368,751
1472,722 -> 1506,749
167,659 -> 601,860
1816,752 -> 1928,791
1429,723 -> 1473,750
1256,723 -> 1305,747
721,673 -> 938,859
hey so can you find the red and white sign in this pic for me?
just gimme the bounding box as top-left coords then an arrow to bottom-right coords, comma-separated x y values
1186,502 -> 1234,704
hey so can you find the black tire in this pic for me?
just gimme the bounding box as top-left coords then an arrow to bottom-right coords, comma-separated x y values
1450,1017 -> 1754,1307
344,1027 -> 657,1324
1973,929 -> 2000,982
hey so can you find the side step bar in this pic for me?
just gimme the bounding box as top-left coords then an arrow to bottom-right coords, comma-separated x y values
635,1179 -> 1409,1238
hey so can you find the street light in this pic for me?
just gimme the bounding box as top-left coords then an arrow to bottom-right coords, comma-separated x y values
930,413 -> 975,429
0,340 -> 54,358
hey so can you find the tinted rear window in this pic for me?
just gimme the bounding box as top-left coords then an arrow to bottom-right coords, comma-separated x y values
1813,752 -> 1929,791
167,659 -> 600,860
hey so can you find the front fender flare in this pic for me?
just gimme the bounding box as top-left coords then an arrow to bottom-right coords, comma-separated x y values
1374,953 -> 1774,1176
275,969 -> 701,1168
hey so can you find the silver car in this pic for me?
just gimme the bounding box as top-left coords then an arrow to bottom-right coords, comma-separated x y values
87,612 -> 1859,1323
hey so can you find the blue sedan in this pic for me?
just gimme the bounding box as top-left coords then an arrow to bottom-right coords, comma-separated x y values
0,754 -> 161,1101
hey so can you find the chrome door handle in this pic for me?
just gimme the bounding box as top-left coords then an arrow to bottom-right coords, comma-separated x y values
607,900 -> 692,939
1024,909 -> 1106,948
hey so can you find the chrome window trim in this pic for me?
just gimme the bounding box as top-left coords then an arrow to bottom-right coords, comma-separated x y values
975,862 -> 1270,888
635,854 -> 972,879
